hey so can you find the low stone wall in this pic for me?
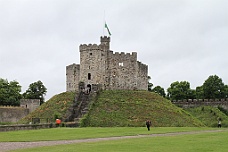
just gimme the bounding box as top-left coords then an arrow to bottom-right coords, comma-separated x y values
0,122 -> 80,132
0,107 -> 29,123
0,123 -> 56,132
172,99 -> 228,110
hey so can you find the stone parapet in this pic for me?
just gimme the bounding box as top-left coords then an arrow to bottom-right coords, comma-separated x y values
172,99 -> 228,110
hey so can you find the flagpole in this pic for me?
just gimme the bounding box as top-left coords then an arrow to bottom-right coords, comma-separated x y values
103,10 -> 105,36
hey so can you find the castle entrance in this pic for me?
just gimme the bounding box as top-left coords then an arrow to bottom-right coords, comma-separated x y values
87,84 -> 91,93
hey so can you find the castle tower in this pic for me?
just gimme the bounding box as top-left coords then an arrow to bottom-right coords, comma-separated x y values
100,36 -> 110,51
66,36 -> 148,92
78,37 -> 111,92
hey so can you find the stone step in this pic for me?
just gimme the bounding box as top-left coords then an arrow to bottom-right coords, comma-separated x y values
74,118 -> 81,122
81,110 -> 88,115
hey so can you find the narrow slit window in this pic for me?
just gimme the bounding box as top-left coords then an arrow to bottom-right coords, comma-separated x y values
88,73 -> 91,80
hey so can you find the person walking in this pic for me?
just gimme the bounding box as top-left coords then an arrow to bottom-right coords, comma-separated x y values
218,120 -> 222,128
146,120 -> 152,131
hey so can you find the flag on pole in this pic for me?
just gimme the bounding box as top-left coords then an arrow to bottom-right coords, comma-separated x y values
105,22 -> 111,36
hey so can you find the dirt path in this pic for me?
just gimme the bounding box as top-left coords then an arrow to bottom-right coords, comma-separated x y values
0,130 -> 225,152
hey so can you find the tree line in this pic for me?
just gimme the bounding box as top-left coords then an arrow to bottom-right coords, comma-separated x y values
0,79 -> 47,106
148,75 -> 228,101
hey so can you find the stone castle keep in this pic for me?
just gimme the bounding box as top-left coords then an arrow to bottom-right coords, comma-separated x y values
66,36 -> 148,92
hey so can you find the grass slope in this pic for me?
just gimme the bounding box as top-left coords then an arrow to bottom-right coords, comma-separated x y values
18,90 -> 228,127
81,90 -> 204,127
185,106 -> 228,127
19,92 -> 75,124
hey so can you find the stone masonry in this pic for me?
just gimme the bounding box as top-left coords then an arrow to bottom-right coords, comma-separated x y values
20,99 -> 40,113
66,36 -> 148,92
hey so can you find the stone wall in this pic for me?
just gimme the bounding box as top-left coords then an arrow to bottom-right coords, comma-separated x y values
0,123 -> 55,132
172,99 -> 228,110
0,122 -> 79,132
0,107 -> 29,123
20,99 -> 40,113
0,99 -> 40,123
136,61 -> 148,90
66,63 -> 80,91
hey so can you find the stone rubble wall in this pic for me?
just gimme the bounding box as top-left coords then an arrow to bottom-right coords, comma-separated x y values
172,99 -> 228,110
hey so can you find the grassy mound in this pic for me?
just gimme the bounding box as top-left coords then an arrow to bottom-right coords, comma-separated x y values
185,106 -> 228,127
19,90 -> 228,127
80,90 -> 204,127
19,92 -> 75,124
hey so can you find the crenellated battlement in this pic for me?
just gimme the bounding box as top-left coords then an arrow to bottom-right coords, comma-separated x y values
100,36 -> 110,42
112,51 -> 137,57
79,44 -> 101,51
172,99 -> 228,110
172,99 -> 228,103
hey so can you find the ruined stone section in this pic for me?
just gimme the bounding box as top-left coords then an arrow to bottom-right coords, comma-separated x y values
0,107 -> 29,123
136,61 -> 148,90
0,99 -> 40,123
66,64 -> 80,92
66,36 -> 148,92
172,99 -> 228,110
20,99 -> 40,113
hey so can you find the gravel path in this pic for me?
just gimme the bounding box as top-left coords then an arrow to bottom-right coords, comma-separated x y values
0,130 -> 225,152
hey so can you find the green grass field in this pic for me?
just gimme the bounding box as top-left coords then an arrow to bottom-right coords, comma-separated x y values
0,127 -> 215,142
1,127 -> 228,152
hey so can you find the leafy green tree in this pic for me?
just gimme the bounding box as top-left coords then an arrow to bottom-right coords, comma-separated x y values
0,78 -> 8,105
203,75 -> 225,99
148,76 -> 153,91
223,85 -> 228,98
188,89 -> 196,99
152,86 -> 166,98
167,81 -> 195,100
7,81 -> 22,105
196,86 -> 204,99
23,80 -> 47,104
0,78 -> 22,106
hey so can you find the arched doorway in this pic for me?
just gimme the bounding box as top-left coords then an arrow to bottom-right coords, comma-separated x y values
87,84 -> 92,93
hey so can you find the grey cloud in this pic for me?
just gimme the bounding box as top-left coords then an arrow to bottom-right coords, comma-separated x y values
1,0 -> 228,100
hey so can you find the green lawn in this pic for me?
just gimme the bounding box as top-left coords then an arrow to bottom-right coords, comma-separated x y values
8,128 -> 228,152
0,127 -> 219,142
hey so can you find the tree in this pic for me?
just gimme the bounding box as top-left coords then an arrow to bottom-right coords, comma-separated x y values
203,75 -> 225,99
196,86 -> 204,99
148,76 -> 153,91
0,78 -> 22,106
223,85 -> 228,98
23,80 -> 47,104
167,81 -> 195,100
188,89 -> 196,99
0,78 -> 8,105
152,86 -> 166,98
7,81 -> 22,105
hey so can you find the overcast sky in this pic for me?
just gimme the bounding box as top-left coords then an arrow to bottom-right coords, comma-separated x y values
0,0 -> 227,101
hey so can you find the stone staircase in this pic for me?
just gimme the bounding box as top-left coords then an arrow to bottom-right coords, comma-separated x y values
63,92 -> 93,125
